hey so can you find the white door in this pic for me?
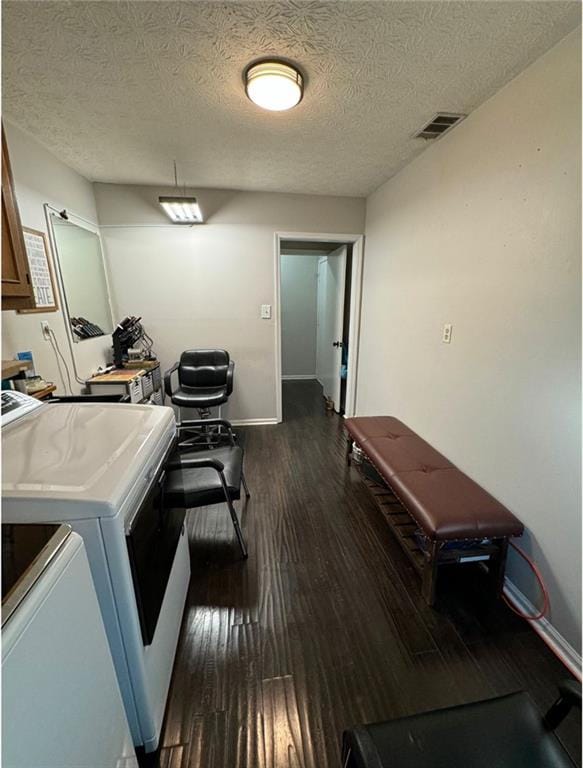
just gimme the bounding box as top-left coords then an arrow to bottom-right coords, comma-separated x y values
316,245 -> 347,410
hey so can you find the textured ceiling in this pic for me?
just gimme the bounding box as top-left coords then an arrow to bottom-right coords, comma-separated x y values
2,1 -> 580,197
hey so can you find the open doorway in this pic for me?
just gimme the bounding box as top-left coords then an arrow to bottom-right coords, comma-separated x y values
274,232 -> 364,423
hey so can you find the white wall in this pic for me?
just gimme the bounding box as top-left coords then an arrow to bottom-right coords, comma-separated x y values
357,30 -> 581,651
94,184 -> 365,422
281,254 -> 318,378
2,123 -> 110,392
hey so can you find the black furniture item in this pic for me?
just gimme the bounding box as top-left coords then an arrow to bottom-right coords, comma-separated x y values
112,315 -> 155,367
164,349 -> 234,411
164,349 -> 235,448
163,418 -> 249,558
342,680 -> 581,768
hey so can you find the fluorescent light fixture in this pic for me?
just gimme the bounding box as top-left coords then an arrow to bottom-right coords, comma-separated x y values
159,196 -> 203,224
245,59 -> 303,111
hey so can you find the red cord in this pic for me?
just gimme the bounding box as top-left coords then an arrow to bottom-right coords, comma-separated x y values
502,542 -> 581,681
502,540 -> 550,621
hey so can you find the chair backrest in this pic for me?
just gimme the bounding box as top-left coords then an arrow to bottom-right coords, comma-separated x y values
178,349 -> 230,389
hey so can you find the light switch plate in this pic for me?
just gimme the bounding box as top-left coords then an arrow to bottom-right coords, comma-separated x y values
442,323 -> 452,344
261,304 -> 272,319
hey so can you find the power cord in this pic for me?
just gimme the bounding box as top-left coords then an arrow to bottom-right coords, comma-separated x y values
46,333 -> 68,394
502,541 -> 550,621
47,328 -> 74,394
500,542 -> 581,681
53,327 -> 85,386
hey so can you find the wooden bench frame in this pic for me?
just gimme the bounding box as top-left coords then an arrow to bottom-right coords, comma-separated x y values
346,436 -> 510,606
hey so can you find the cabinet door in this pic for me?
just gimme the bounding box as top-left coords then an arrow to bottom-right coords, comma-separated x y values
2,127 -> 34,310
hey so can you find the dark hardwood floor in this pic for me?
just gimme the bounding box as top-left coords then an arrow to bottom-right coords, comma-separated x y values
155,380 -> 581,768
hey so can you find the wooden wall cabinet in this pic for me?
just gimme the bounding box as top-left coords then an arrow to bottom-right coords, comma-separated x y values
2,128 -> 34,310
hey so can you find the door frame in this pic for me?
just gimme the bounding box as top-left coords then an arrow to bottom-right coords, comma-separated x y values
274,231 -> 365,423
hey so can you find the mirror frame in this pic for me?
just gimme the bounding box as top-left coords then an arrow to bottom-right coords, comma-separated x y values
46,208 -> 115,344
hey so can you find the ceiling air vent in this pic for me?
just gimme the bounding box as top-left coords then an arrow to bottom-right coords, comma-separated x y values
415,113 -> 466,140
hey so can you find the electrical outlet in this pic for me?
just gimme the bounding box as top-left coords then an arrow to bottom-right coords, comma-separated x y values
41,321 -> 51,340
260,304 -> 272,320
442,323 -> 452,344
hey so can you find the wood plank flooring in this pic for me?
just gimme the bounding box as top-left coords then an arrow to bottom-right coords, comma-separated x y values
152,380 -> 581,768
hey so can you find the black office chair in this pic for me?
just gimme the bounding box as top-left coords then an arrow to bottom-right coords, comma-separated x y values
342,679 -> 581,768
164,349 -> 235,447
164,418 -> 249,558
164,349 -> 234,413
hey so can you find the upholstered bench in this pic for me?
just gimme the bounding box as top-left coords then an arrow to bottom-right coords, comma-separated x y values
345,416 -> 523,604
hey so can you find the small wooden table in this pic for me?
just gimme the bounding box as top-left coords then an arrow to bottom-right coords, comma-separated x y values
86,369 -> 146,403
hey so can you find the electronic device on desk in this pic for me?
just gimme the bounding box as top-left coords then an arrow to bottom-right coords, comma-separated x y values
112,316 -> 156,368
70,317 -> 105,340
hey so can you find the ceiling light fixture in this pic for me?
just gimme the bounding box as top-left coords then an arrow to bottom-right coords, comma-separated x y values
245,59 -> 303,111
159,196 -> 203,224
159,160 -> 204,223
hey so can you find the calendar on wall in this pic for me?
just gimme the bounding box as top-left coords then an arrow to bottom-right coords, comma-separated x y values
17,227 -> 59,313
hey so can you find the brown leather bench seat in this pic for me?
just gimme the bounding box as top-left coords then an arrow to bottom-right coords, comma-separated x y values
346,417 -> 523,542
344,416 -> 417,445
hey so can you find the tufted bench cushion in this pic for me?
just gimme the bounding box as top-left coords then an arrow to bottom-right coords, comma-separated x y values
345,416 -> 416,446
345,417 -> 523,542
364,435 -> 454,477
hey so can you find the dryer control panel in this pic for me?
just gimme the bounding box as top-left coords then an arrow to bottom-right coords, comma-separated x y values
1,391 -> 44,427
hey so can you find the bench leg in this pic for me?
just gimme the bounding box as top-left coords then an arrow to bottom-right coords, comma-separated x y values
346,437 -> 353,466
490,538 -> 509,597
422,541 -> 441,606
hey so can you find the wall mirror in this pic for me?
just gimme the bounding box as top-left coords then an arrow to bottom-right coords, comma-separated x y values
49,214 -> 114,342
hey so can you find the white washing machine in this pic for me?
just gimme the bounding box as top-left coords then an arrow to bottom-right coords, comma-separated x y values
1,391 -> 191,752
2,523 -> 139,768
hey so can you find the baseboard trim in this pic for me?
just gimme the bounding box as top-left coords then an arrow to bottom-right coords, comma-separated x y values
281,375 -> 317,381
230,418 -> 278,426
503,578 -> 582,680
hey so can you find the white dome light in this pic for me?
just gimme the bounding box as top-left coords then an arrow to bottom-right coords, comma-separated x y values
245,60 -> 303,111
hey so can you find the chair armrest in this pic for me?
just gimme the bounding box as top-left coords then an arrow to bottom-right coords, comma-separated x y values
166,456 -> 225,472
544,679 -> 582,730
164,362 -> 179,398
226,360 -> 234,396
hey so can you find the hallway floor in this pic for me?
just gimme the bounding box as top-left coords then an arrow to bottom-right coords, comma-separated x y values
156,380 -> 581,768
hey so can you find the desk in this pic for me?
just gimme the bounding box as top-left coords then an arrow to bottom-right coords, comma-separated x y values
86,362 -> 162,404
